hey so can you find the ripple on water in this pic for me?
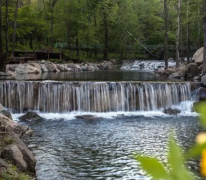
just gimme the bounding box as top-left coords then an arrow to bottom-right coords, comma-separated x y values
22,115 -> 199,180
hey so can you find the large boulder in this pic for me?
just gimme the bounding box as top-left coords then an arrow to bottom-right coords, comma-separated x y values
198,87 -> 206,101
14,125 -> 33,138
0,113 -> 17,129
0,72 -> 12,76
184,63 -> 199,79
163,108 -> 181,115
15,64 -> 41,74
73,64 -> 81,70
193,47 -> 204,64
201,74 -> 206,86
40,63 -> 49,72
44,62 -> 60,72
2,144 -> 27,171
8,132 -> 36,172
76,115 -> 99,120
87,63 -> 98,71
0,103 -> 4,112
19,112 -> 43,122
57,64 -> 73,71
0,110 -> 13,120
169,71 -> 184,79
6,64 -> 17,72
28,63 -> 42,74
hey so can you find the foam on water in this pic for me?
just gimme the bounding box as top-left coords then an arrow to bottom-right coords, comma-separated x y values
12,101 -> 198,121
121,60 -> 176,71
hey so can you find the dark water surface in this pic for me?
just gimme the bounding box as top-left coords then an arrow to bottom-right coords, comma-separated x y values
1,71 -> 169,81
22,115 -> 199,180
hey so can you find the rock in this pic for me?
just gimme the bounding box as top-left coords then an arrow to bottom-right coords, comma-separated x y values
8,132 -> 36,172
76,115 -> 99,120
51,63 -> 60,72
82,65 -> 88,71
200,64 -> 206,77
40,60 -> 46,64
28,63 -> 42,74
15,64 -> 41,74
0,103 -> 4,112
44,62 -> 60,72
7,70 -> 16,77
163,108 -> 181,115
193,47 -> 203,64
19,112 -> 43,122
201,74 -> 206,86
0,72 -> 12,76
198,64 -> 204,71
0,110 -> 13,120
169,71 -> 183,79
14,125 -> 33,138
86,63 -> 96,71
57,64 -> 73,71
193,76 -> 199,81
163,69 -> 173,76
6,64 -> 17,72
40,63 -> 49,72
2,144 -> 27,171
198,87 -> 206,101
0,159 -> 9,174
74,64 -> 81,70
109,58 -> 116,63
184,63 -> 199,79
0,113 -> 17,130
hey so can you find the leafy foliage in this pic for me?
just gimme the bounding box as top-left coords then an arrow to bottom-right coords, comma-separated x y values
0,0 -> 204,60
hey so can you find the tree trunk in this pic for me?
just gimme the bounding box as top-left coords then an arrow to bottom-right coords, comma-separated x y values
0,1 -> 3,58
176,0 -> 181,67
30,33 -> 33,49
164,0 -> 168,68
50,0 -> 58,48
0,1 -> 6,72
204,0 -> 206,64
76,36 -> 79,60
187,0 -> 190,63
51,9 -> 54,47
94,14 -> 98,59
5,0 -> 9,59
12,0 -> 19,57
103,14 -> 108,60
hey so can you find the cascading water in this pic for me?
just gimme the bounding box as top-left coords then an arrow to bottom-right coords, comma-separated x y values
0,81 -> 196,113
121,60 -> 176,71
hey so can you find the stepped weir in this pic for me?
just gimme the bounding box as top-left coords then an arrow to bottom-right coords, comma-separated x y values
0,81 -> 197,113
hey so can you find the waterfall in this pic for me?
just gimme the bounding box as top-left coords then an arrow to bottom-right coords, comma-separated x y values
0,81 -> 195,113
121,60 -> 176,71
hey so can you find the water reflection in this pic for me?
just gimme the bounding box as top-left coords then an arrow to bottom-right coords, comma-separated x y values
23,116 -> 199,180
0,71 -> 169,81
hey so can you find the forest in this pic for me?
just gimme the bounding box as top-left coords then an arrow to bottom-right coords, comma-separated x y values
0,0 -> 205,65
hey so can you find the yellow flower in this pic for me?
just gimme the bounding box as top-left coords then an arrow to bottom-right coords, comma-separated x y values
196,133 -> 206,177
196,133 -> 206,145
201,149 -> 206,177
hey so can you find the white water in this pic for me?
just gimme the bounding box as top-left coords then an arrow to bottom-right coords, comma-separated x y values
12,100 -> 198,121
121,60 -> 176,71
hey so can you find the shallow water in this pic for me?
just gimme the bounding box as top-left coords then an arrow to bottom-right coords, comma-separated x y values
18,115 -> 199,180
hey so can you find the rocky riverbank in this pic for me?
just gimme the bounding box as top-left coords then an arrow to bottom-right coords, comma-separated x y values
156,47 -> 206,84
0,104 -> 36,179
3,60 -> 116,76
